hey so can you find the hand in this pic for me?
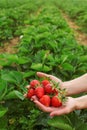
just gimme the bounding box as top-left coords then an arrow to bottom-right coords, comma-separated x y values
25,72 -> 62,90
32,96 -> 77,117
37,72 -> 62,87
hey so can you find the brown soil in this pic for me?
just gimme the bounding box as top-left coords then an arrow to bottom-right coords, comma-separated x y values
0,37 -> 20,54
61,12 -> 87,46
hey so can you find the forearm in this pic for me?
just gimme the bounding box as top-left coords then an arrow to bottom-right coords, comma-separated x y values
75,95 -> 87,110
62,73 -> 87,96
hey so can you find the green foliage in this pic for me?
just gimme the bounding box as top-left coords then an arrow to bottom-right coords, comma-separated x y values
48,112 -> 87,130
0,106 -> 8,118
54,0 -> 87,33
48,116 -> 73,130
0,0 -> 87,130
0,0 -> 43,42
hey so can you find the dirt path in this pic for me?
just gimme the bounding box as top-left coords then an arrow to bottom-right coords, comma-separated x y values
0,37 -> 20,54
61,11 -> 87,46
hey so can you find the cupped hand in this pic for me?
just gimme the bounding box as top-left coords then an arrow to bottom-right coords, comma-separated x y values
25,72 -> 62,89
31,96 -> 77,117
36,72 -> 62,87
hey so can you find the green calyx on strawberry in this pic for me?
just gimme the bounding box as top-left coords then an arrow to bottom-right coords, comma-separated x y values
39,95 -> 51,107
30,79 -> 40,88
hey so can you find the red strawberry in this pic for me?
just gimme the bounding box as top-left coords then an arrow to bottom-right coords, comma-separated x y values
44,84 -> 52,94
51,96 -> 62,107
27,88 -> 35,99
39,95 -> 51,107
35,87 -> 44,98
41,79 -> 50,87
30,80 -> 40,88
52,88 -> 58,95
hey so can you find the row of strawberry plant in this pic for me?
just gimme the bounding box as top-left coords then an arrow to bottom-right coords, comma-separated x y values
0,0 -> 43,43
53,0 -> 87,33
0,1 -> 87,130
0,0 -> 30,8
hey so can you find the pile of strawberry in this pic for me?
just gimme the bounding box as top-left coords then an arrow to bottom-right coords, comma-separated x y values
26,79 -> 66,107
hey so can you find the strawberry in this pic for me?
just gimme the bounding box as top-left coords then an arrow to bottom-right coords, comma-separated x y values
51,96 -> 62,107
52,88 -> 58,95
39,95 -> 51,107
41,79 -> 50,87
44,83 -> 52,94
35,86 -> 45,98
27,88 -> 35,99
30,80 -> 40,88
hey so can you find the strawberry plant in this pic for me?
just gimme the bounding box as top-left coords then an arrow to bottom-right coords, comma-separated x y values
0,0 -> 43,42
55,0 -> 87,33
0,0 -> 87,130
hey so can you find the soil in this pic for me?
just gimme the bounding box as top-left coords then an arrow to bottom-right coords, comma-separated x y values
61,11 -> 87,46
0,37 -> 20,54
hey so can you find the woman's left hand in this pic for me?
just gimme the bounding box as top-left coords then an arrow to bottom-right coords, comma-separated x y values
31,96 -> 77,117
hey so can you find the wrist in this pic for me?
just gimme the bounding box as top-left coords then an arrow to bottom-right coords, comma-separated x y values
61,82 -> 70,96
75,96 -> 87,110
74,98 -> 81,110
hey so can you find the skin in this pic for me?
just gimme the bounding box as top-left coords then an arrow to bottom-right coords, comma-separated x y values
25,72 -> 87,117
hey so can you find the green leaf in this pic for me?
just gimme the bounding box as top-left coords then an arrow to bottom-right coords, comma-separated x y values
0,106 -> 8,118
6,54 -> 18,62
62,63 -> 74,71
0,115 -> 8,128
18,57 -> 32,64
48,116 -> 73,130
79,55 -> 87,62
0,54 -> 31,66
61,55 -> 68,64
23,71 -> 35,78
0,79 -> 7,100
1,71 -> 23,85
31,63 -> 52,72
0,54 -> 18,66
5,90 -> 24,100
76,123 -> 87,130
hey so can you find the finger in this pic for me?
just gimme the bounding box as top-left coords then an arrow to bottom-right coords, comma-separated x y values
31,95 -> 38,101
25,85 -> 30,89
36,72 -> 50,78
37,72 -> 61,82
50,107 -> 68,117
24,93 -> 27,98
34,100 -> 55,113
36,72 -> 55,81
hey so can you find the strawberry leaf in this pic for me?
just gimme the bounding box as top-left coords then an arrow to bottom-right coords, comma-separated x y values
48,116 -> 73,130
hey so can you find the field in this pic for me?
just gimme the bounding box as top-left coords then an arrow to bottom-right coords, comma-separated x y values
55,0 -> 87,33
0,0 -> 87,130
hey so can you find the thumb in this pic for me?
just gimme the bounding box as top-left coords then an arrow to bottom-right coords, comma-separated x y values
36,72 -> 49,78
